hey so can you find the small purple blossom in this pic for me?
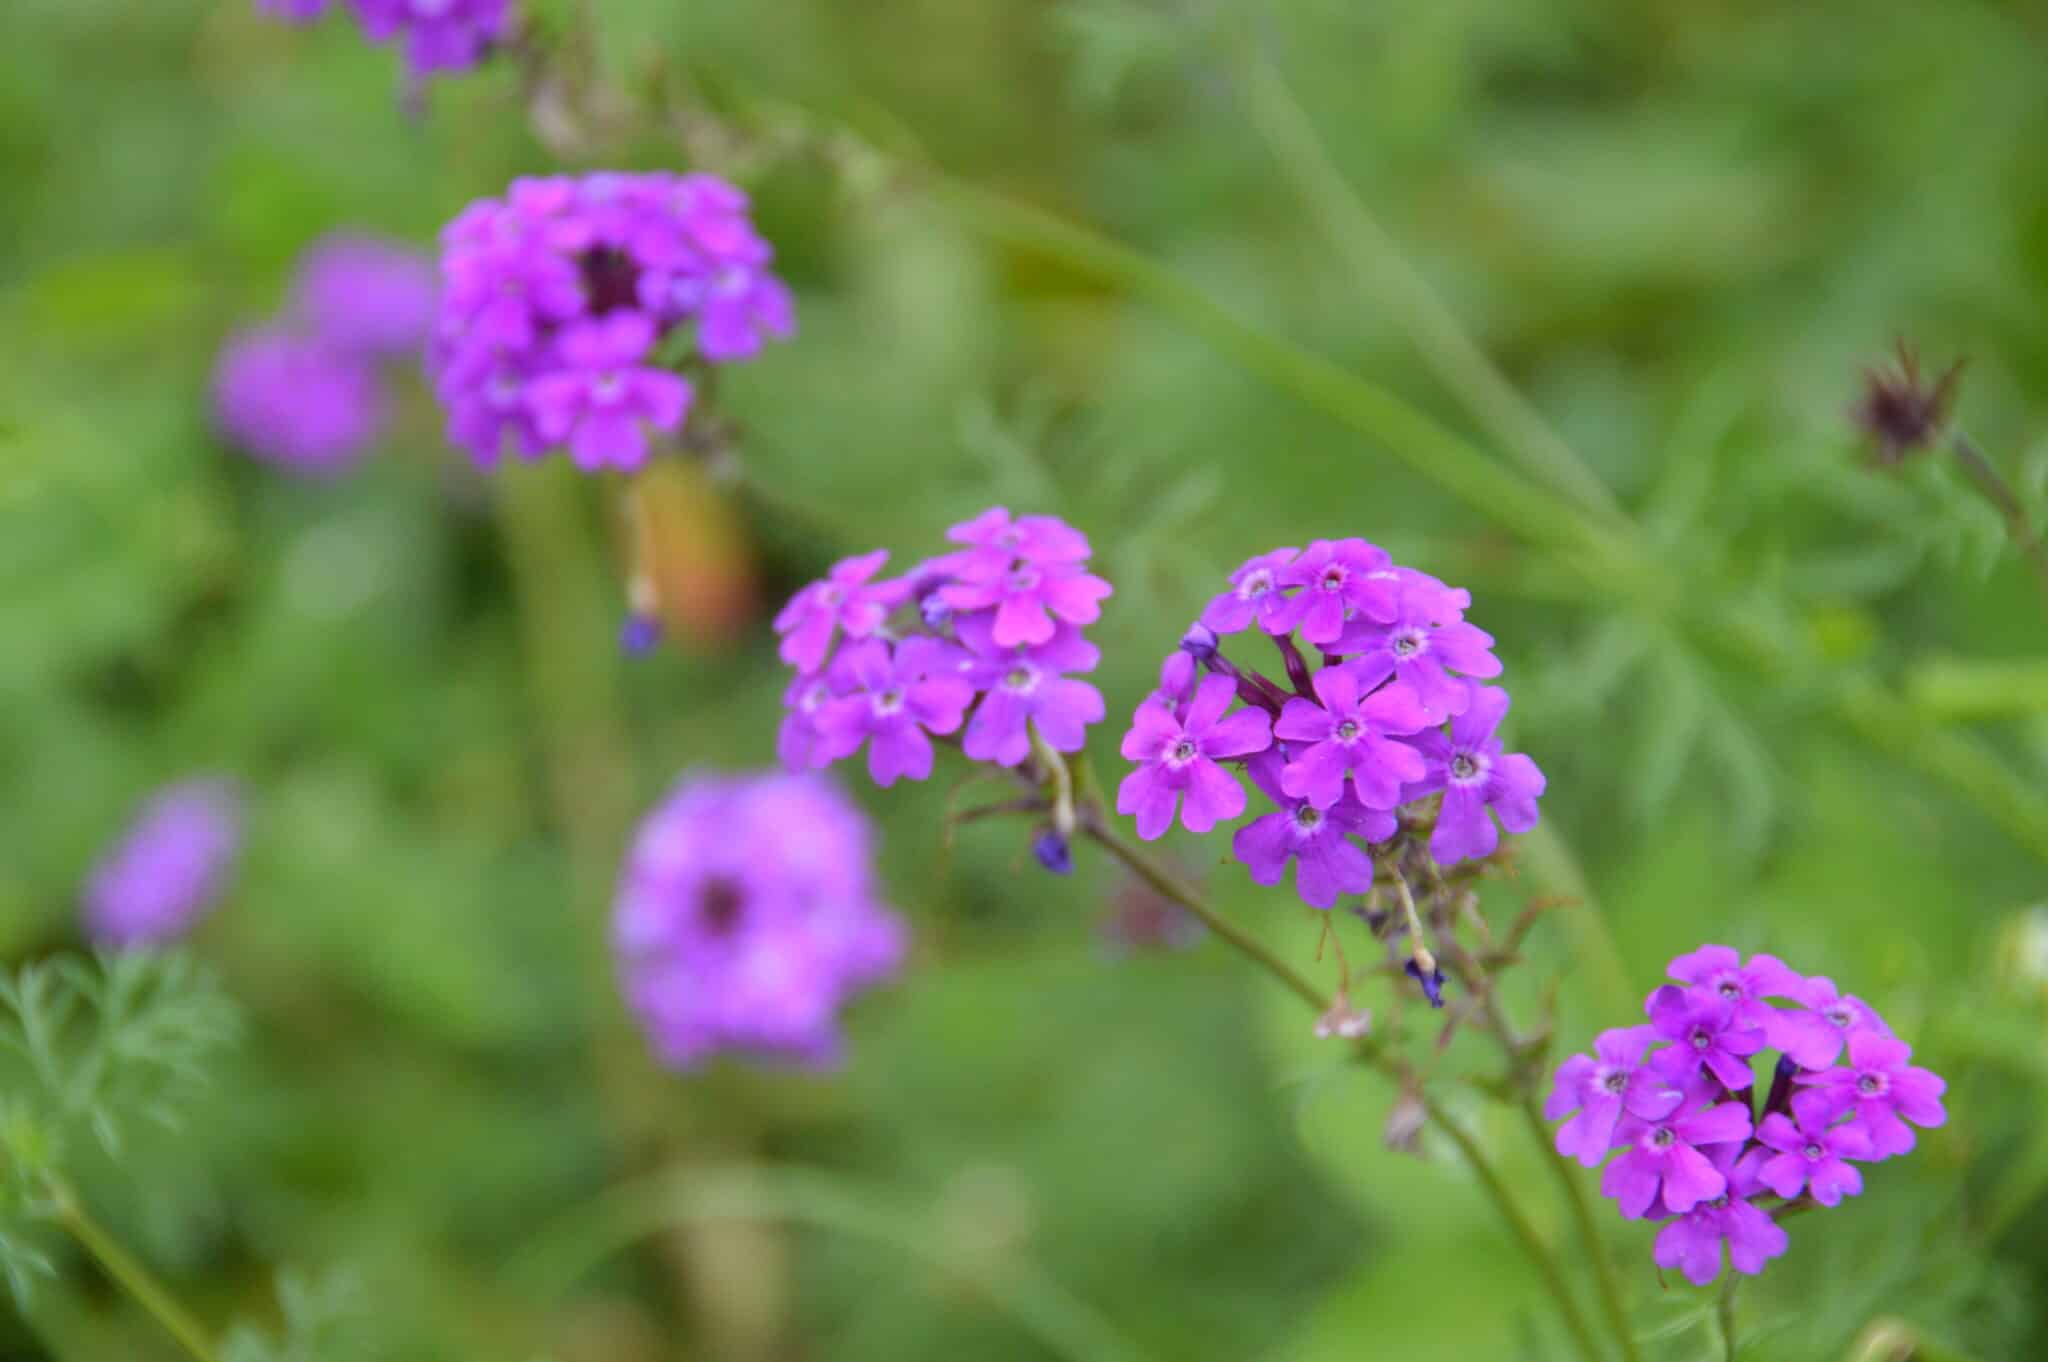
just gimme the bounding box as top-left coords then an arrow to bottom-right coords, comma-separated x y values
1646,985 -> 1768,1090
1404,959 -> 1447,1008
1545,1026 -> 1686,1168
614,772 -> 904,1069
1666,944 -> 1809,1057
1651,1150 -> 1789,1286
1340,577 -> 1502,718
813,638 -> 975,787
433,173 -> 793,471
289,233 -> 437,358
620,612 -> 663,656
1117,674 -> 1272,839
1797,1031 -> 1947,1159
1200,547 -> 1300,636
1273,666 -> 1434,810
213,327 -> 385,475
773,550 -> 909,673
1602,1089 -> 1753,1219
83,780 -> 242,949
1403,685 -> 1545,865
1275,539 -> 1399,646
1755,1092 -> 1871,1205
956,623 -> 1105,768
938,557 -> 1113,648
1775,974 -> 1893,1069
942,507 -> 1092,575
1230,752 -> 1393,909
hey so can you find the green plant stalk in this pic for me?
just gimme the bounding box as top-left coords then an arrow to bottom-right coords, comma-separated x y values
1076,808 -> 1608,1362
1949,433 -> 2048,615
48,1180 -> 219,1362
1717,1276 -> 1739,1362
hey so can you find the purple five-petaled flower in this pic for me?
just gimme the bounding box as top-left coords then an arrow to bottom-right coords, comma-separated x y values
1755,1091 -> 1871,1206
1274,539 -> 1400,646
1118,674 -> 1272,839
938,557 -> 1113,649
1273,666 -> 1433,810
1544,1025 -> 1686,1168
1402,685 -> 1545,865
1665,944 -> 1810,1059
942,507 -> 1092,574
1647,985 -> 1768,1089
772,550 -> 910,673
1776,974 -> 1893,1069
1230,751 -> 1394,909
1796,1031 -> 1946,1160
1651,1147 -> 1789,1286
813,639 -> 974,787
1601,1088 -> 1753,1219
957,622 -> 1106,768
1201,547 -> 1300,636
525,312 -> 692,472
1340,577 -> 1502,719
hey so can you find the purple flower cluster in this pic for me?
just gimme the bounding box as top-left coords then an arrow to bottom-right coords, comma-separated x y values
614,772 -> 906,1069
431,173 -> 794,472
774,508 -> 1111,788
1546,945 -> 1947,1286
258,0 -> 510,83
213,233 -> 436,476
83,780 -> 243,949
1117,540 -> 1541,908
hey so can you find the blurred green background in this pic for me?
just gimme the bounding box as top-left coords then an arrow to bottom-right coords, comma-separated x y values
4,0 -> 2047,1359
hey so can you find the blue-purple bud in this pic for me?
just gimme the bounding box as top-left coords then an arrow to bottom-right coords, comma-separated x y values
1179,622 -> 1220,662
919,592 -> 954,630
1032,830 -> 1073,875
1405,959 -> 1447,1009
620,612 -> 663,656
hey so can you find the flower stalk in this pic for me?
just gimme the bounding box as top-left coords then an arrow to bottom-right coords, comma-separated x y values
48,1178 -> 220,1362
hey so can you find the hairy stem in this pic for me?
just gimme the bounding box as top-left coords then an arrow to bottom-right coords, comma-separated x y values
1949,432 -> 2048,615
49,1180 -> 219,1362
1075,812 -> 1607,1362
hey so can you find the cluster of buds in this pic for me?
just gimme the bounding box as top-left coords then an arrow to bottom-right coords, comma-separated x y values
1547,946 -> 1947,1285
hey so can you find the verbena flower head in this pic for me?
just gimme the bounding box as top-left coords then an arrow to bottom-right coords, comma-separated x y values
289,232 -> 437,358
259,0 -> 511,82
614,772 -> 905,1069
773,509 -> 1109,790
1122,539 -> 1540,902
432,173 -> 793,471
213,326 -> 386,475
1547,944 -> 1947,1284
83,779 -> 242,948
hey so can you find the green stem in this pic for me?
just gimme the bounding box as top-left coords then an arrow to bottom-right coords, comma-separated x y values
1717,1275 -> 1739,1362
1076,811 -> 1606,1362
48,1180 -> 219,1362
1949,433 -> 2048,615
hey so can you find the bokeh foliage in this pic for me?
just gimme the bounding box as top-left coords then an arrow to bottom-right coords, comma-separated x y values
3,0 -> 2047,1359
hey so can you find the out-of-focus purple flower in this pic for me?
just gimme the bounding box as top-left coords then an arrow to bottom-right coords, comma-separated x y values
614,772 -> 905,1069
813,638 -> 974,787
1602,1088 -> 1752,1218
1755,1092 -> 1871,1205
258,0 -> 330,20
772,550 -> 909,674
1651,1149 -> 1789,1286
938,557 -> 1113,648
1200,547 -> 1299,636
351,0 -> 510,77
1274,539 -> 1399,646
1545,1025 -> 1686,1168
776,673 -> 841,771
1775,974 -> 1893,1069
957,624 -> 1105,768
213,326 -> 386,475
1403,685 -> 1545,865
1273,666 -> 1433,810
289,233 -> 437,358
1404,958 -> 1447,1008
433,173 -> 793,471
1230,751 -> 1393,909
1797,1032 -> 1947,1159
1339,578 -> 1501,718
1153,650 -> 1198,713
526,312 -> 691,472
620,612 -> 663,656
1117,674 -> 1272,839
1646,985 -> 1768,1090
83,780 -> 242,949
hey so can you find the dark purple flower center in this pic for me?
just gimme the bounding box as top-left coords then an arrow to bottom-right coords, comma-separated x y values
1008,567 -> 1041,592
1857,1071 -> 1888,1097
1318,567 -> 1347,593
1824,1005 -> 1854,1029
1335,720 -> 1360,741
1169,738 -> 1198,764
1241,569 -> 1274,599
1598,1069 -> 1628,1096
592,371 -> 625,402
580,247 -> 642,315
1717,980 -> 1743,1000
817,584 -> 845,608
1450,753 -> 1480,782
874,688 -> 906,716
1690,1027 -> 1713,1050
697,876 -> 745,935
1391,630 -> 1425,658
1292,805 -> 1323,832
1647,1127 -> 1677,1151
1803,1142 -> 1825,1161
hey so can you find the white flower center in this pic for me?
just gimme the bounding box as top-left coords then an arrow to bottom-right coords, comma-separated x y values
873,688 -> 906,716
1240,569 -> 1274,600
1168,738 -> 1198,765
1449,752 -> 1489,785
1598,1069 -> 1627,1095
1335,720 -> 1360,741
1647,1127 -> 1676,1151
1856,1072 -> 1887,1097
1803,1143 -> 1825,1161
1391,630 -> 1426,658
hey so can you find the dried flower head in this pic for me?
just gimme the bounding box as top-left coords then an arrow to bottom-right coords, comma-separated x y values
1852,341 -> 1964,466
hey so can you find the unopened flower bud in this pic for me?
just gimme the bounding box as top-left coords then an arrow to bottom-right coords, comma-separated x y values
1032,830 -> 1073,876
